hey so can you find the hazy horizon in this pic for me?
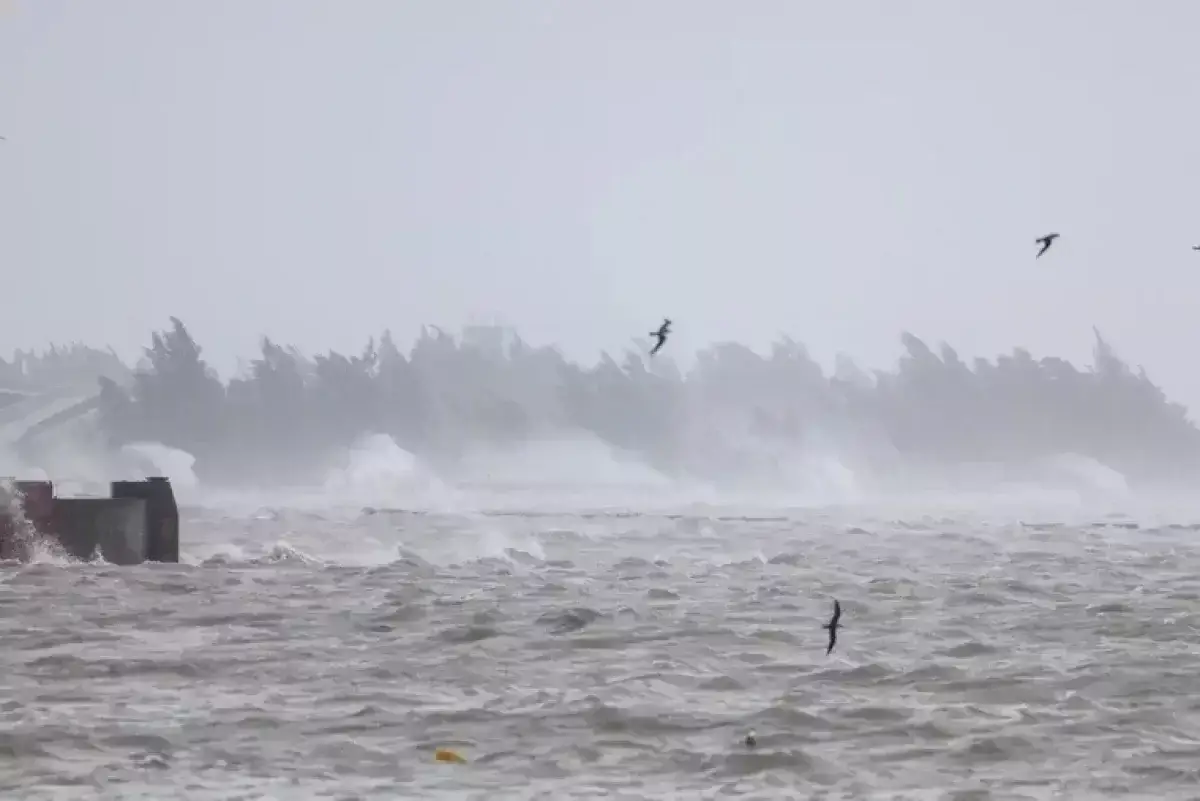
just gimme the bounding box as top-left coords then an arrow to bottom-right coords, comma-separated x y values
0,316 -> 1190,514
3,2 -> 1200,407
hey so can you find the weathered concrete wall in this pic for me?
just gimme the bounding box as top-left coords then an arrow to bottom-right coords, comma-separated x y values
1,477 -> 179,565
112,477 -> 179,563
51,497 -> 147,565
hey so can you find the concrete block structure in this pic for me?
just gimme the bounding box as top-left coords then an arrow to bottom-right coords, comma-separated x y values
0,477 -> 179,565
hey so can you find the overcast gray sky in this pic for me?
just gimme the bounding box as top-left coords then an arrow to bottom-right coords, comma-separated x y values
2,2 -> 1199,404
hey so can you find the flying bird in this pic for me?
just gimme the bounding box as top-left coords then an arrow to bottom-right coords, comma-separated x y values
1035,233 -> 1059,259
823,599 -> 842,655
649,318 -> 671,356
1192,245 -> 1200,251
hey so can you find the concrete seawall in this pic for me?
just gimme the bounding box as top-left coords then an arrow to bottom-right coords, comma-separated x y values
0,478 -> 179,565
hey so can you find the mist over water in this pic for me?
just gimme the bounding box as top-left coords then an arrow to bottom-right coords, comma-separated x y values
8,331 -> 1200,799
5,320 -> 1198,509
5,323 -> 1200,565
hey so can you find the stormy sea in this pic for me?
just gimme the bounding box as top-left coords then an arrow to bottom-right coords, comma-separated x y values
4,439 -> 1200,801
5,327 -> 1200,799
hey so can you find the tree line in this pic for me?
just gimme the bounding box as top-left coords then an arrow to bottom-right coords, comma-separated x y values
0,343 -> 130,394
47,317 -> 1195,488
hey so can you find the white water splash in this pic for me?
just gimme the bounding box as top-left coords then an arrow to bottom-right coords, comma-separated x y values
120,441 -> 200,492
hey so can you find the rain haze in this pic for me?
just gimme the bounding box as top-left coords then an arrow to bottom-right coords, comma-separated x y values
6,3 -> 1200,799
2,1 -> 1199,392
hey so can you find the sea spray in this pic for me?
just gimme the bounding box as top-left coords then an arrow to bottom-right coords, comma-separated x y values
0,479 -> 42,562
120,441 -> 200,492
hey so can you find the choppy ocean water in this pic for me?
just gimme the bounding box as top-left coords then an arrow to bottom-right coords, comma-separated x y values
3,494 -> 1200,800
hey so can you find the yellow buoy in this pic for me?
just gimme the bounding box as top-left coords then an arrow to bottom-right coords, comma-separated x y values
434,748 -> 466,764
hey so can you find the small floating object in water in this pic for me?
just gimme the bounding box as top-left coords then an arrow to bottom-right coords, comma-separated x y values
434,748 -> 467,764
744,730 -> 757,748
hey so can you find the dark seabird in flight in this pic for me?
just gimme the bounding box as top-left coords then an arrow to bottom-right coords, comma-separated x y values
1035,233 -> 1059,259
649,318 -> 671,356
1193,245 -> 1200,251
823,599 -> 842,655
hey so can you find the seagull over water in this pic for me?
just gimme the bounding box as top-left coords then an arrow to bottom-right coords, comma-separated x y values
1035,233 -> 1059,259
649,318 -> 671,356
823,599 -> 842,655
